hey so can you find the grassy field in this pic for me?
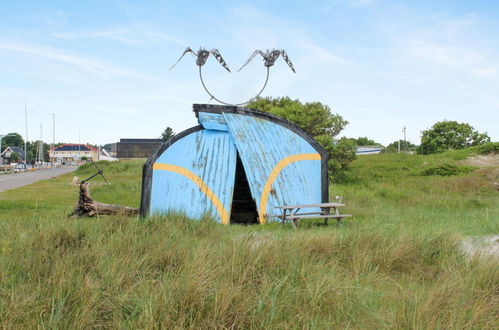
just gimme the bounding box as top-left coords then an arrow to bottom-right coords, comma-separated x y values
0,152 -> 497,328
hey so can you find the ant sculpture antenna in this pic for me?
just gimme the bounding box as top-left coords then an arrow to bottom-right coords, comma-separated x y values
169,47 -> 295,106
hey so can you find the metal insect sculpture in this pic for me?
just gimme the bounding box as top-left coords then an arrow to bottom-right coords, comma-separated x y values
81,161 -> 110,184
169,47 -> 231,72
238,49 -> 295,73
169,47 -> 295,106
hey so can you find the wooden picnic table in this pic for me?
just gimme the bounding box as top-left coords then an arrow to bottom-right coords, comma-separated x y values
273,202 -> 351,229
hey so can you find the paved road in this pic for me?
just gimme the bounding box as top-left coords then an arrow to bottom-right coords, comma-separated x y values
0,167 -> 76,192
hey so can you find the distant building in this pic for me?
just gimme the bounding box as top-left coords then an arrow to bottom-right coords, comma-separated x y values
0,146 -> 26,164
113,138 -> 162,158
50,144 -> 99,163
107,144 -> 117,157
99,149 -> 118,162
355,146 -> 383,155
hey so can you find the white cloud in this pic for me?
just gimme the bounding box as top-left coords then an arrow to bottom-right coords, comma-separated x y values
143,31 -> 187,46
51,28 -> 139,44
0,40 -> 153,80
348,0 -> 374,7
322,0 -> 374,11
51,27 -> 187,46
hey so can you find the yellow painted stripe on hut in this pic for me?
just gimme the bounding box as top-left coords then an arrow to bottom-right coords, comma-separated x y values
258,153 -> 321,224
153,163 -> 230,224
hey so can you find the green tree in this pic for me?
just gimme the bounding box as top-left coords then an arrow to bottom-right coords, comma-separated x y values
349,137 -> 383,147
161,127 -> 175,142
248,96 -> 354,182
329,138 -> 357,182
418,121 -> 490,154
1,133 -> 24,152
25,141 -> 50,163
10,152 -> 20,163
384,140 -> 417,153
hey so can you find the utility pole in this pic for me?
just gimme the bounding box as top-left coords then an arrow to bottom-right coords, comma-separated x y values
37,121 -> 43,164
78,130 -> 81,162
25,98 -> 28,165
402,126 -> 407,152
50,113 -> 55,163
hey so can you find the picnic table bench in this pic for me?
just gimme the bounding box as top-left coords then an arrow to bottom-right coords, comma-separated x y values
272,202 -> 352,229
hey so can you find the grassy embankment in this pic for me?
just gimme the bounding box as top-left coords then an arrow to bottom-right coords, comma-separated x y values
0,152 -> 497,328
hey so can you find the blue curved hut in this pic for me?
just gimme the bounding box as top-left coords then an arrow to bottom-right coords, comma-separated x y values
140,104 -> 328,224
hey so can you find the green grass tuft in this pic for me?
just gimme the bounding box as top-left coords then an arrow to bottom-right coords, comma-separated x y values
0,151 -> 497,328
421,163 -> 475,176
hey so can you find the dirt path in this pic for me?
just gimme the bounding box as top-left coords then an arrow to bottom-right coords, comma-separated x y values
460,154 -> 499,190
460,154 -> 499,167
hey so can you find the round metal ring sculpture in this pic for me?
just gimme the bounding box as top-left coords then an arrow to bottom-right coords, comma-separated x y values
169,48 -> 295,106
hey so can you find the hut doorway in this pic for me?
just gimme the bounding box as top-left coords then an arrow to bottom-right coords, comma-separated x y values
230,154 -> 259,224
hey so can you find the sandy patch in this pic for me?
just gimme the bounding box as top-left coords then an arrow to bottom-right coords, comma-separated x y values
460,235 -> 499,260
460,155 -> 499,190
460,155 -> 499,167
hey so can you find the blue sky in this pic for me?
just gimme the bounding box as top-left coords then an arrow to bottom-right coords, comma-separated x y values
1,0 -> 498,145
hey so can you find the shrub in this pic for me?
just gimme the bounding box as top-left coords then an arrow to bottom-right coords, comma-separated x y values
418,121 -> 490,154
421,164 -> 474,176
474,142 -> 499,155
10,152 -> 20,163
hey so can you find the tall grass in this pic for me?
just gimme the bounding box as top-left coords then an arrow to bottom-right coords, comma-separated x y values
333,151 -> 498,236
0,153 -> 498,328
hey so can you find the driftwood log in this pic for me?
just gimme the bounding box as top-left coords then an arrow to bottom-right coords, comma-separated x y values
71,183 -> 139,218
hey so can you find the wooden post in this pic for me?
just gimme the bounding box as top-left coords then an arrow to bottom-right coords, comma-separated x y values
335,207 -> 341,226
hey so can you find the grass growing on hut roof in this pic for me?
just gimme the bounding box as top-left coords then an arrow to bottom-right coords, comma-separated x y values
0,152 -> 498,328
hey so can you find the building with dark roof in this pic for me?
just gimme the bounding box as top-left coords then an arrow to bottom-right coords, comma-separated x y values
49,144 -> 98,163
113,138 -> 162,158
0,146 -> 26,163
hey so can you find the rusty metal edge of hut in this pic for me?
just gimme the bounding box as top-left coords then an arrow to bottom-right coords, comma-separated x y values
139,104 -> 329,220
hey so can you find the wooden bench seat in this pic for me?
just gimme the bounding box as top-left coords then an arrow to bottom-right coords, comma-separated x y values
286,214 -> 352,220
274,201 -> 352,229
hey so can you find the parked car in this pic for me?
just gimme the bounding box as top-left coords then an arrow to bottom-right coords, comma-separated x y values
14,163 -> 27,171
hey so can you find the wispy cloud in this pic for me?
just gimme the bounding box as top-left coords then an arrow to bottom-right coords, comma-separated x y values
51,27 -> 187,46
51,27 -> 139,44
0,40 -> 153,80
402,40 -> 499,83
348,0 -> 374,7
323,0 -> 374,11
143,31 -> 187,46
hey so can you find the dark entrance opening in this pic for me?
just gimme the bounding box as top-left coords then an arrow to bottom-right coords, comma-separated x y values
230,153 -> 259,224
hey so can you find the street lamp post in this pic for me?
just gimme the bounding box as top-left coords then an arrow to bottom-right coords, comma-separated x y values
50,113 -> 55,164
